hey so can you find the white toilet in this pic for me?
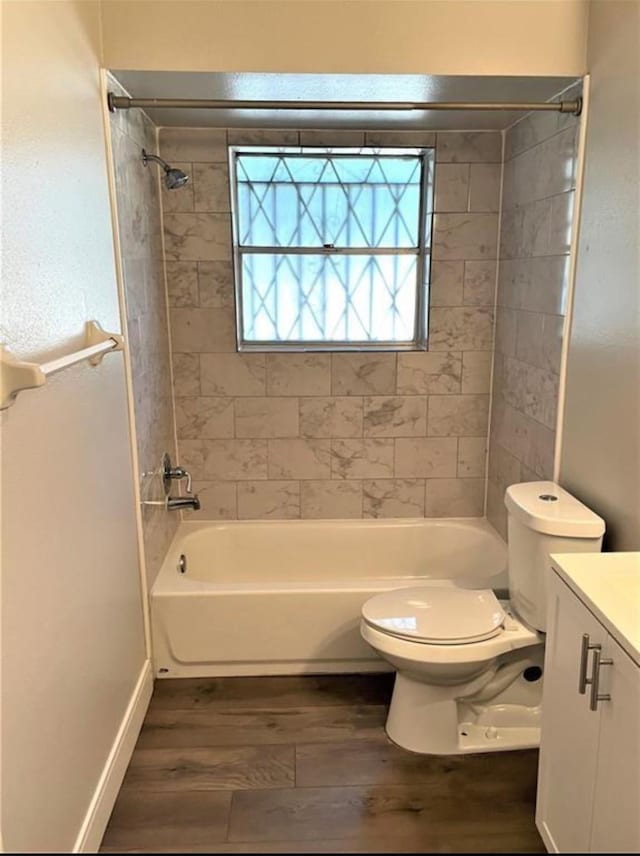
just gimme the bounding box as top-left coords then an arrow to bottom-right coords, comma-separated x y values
360,481 -> 605,755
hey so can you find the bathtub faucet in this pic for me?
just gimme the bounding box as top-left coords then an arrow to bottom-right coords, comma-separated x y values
167,494 -> 201,511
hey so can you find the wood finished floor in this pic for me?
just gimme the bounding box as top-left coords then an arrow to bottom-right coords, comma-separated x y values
101,675 -> 544,853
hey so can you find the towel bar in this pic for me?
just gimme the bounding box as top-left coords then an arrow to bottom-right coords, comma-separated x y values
0,321 -> 124,410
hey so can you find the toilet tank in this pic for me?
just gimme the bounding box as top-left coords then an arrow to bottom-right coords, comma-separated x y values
505,481 -> 605,631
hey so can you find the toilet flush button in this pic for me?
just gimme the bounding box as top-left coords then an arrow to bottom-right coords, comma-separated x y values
485,726 -> 499,740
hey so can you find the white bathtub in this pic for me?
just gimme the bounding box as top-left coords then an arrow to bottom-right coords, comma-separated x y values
151,518 -> 507,678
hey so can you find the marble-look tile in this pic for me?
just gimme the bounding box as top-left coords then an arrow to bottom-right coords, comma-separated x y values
300,130 -> 365,146
175,397 -> 234,440
172,353 -> 200,396
434,163 -> 469,212
235,398 -> 299,438
396,352 -> 462,395
299,397 -> 363,438
493,403 -> 555,479
432,213 -> 498,261
505,146 -> 539,209
494,308 -> 518,357
436,132 -> 502,164
549,191 -> 575,255
427,394 -> 490,437
159,128 -> 228,163
461,351 -> 492,394
522,198 -> 552,257
498,205 -> 525,260
363,397 -> 426,437
429,307 -> 494,351
300,481 -> 362,519
468,163 -> 501,212
525,256 -> 569,315
193,163 -> 231,213
178,439 -> 208,479
198,261 -> 235,308
267,354 -> 332,396
425,478 -> 484,517
496,259 -> 529,310
362,479 -> 425,518
164,213 -> 231,261
268,439 -> 331,480
394,437 -> 458,479
486,478 -> 508,539
492,442 -> 522,494
506,110 -> 562,161
331,354 -> 396,396
161,163 -> 195,213
526,417 -> 555,479
542,314 -> 564,374
365,130 -> 436,147
536,125 -> 578,199
228,129 -> 299,146
170,308 -> 236,353
463,260 -> 496,306
237,481 -> 300,519
503,357 -> 559,430
331,439 -> 395,480
515,311 -> 545,368
458,437 -> 487,478
122,258 -> 148,319
200,353 -> 266,396
166,262 -> 199,308
429,260 -> 464,306
200,439 -> 268,481
111,109 -> 179,587
189,481 -> 237,520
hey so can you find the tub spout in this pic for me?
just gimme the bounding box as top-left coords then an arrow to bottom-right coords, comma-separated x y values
167,494 -> 201,512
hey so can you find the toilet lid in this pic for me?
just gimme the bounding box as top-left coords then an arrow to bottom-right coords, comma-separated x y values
362,586 -> 506,644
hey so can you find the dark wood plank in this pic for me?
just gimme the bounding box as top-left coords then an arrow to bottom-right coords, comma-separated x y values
149,674 -> 394,711
100,790 -> 231,852
137,704 -> 388,749
297,739 -> 540,791
120,744 -> 294,791
99,831 -> 544,853
228,783 -> 543,848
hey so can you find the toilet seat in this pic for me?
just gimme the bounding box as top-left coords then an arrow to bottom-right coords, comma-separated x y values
362,585 -> 506,645
360,600 -> 542,670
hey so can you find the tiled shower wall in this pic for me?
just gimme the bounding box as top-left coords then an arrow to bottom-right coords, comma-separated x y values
486,104 -> 581,537
159,128 -> 501,520
109,85 -> 178,583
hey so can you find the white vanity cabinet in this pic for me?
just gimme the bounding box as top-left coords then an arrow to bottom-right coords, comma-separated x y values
536,553 -> 640,853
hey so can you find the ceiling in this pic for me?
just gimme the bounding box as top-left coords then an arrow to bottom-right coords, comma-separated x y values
110,71 -> 579,131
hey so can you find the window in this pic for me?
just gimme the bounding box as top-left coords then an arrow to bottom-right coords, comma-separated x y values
229,145 -> 434,351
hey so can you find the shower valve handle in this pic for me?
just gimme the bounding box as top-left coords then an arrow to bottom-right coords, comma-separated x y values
162,453 -> 193,494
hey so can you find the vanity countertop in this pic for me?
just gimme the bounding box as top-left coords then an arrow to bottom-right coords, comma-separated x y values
550,552 -> 640,665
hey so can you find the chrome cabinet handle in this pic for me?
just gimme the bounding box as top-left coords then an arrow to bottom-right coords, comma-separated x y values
579,633 -> 600,694
589,648 -> 613,711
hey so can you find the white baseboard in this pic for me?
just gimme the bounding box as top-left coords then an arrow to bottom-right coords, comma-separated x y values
73,660 -> 153,853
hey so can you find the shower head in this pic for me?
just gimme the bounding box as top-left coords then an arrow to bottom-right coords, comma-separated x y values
141,149 -> 189,190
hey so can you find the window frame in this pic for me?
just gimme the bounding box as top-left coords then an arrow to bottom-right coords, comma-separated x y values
228,144 -> 434,353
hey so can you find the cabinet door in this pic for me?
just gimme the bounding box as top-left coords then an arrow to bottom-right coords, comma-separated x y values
590,635 -> 640,852
536,572 -> 606,853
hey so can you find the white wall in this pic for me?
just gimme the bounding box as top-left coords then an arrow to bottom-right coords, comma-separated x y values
1,1 -> 148,850
559,0 -> 640,550
101,0 -> 589,76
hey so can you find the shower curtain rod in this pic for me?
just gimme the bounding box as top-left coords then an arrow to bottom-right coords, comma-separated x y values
107,93 -> 582,116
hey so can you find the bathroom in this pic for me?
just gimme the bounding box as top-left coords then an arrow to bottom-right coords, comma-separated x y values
1,0 -> 639,852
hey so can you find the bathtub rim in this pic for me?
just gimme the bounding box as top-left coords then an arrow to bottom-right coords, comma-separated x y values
152,515 -> 507,596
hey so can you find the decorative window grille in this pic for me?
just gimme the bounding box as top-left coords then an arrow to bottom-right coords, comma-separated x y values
229,146 -> 434,351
